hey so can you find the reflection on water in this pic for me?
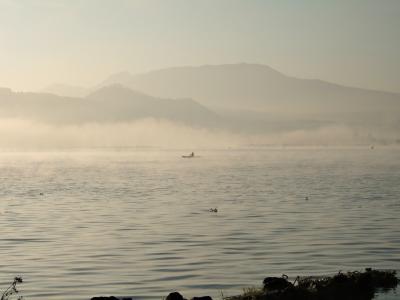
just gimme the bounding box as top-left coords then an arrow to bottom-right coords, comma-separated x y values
0,148 -> 399,299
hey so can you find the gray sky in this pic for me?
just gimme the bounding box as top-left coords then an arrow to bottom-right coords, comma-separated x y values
0,0 -> 399,93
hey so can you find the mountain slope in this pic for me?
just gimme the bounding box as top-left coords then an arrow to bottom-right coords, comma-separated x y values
0,85 -> 218,126
85,84 -> 218,126
99,63 -> 400,115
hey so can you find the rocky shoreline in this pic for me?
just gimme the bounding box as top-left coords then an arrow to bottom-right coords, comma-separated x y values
90,269 -> 398,300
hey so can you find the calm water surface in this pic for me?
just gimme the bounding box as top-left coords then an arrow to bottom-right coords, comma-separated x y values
0,148 -> 399,299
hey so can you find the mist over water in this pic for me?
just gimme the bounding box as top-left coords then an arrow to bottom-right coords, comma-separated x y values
0,118 -> 243,149
0,148 -> 399,299
0,118 -> 396,150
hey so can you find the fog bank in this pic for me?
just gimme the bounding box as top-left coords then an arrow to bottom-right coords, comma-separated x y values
0,118 -> 396,150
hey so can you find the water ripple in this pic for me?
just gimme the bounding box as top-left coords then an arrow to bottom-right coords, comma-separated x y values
0,148 -> 399,299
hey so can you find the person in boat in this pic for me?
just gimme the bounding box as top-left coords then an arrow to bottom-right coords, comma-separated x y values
182,152 -> 195,158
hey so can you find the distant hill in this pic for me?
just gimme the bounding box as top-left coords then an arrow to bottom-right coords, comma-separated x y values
41,83 -> 89,98
85,85 -> 218,126
98,63 -> 400,115
0,85 -> 218,126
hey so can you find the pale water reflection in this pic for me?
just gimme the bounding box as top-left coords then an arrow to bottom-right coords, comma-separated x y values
0,148 -> 399,299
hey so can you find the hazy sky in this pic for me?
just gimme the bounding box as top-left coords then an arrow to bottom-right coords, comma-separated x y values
0,0 -> 399,93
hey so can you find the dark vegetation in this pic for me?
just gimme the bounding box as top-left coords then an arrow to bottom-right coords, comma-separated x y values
225,269 -> 398,300
1,277 -> 23,300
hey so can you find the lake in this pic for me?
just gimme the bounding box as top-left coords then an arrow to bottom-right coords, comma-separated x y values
0,147 -> 399,299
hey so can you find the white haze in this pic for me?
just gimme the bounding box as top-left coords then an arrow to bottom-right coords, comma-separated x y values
0,118 -> 395,151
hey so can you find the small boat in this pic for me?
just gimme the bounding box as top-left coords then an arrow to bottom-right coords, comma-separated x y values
182,152 -> 195,158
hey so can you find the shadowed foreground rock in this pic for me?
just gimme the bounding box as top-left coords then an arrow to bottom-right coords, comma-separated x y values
225,269 -> 398,300
165,291 -> 213,300
263,275 -> 293,291
166,292 -> 186,300
191,296 -> 213,300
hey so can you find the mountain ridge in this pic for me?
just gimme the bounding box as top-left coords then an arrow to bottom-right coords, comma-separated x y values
100,63 -> 400,96
0,85 -> 218,126
92,63 -> 400,116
